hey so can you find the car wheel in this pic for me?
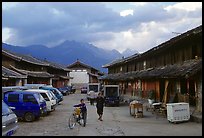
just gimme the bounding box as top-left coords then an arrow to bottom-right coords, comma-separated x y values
24,112 -> 35,122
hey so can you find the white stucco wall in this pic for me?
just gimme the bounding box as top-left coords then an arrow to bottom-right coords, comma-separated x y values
70,69 -> 89,84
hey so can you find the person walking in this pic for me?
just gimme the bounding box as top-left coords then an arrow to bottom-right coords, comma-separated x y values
96,92 -> 105,121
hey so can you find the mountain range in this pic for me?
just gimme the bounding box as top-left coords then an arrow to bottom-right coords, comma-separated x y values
2,40 -> 138,72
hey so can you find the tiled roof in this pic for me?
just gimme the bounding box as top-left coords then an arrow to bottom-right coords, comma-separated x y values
87,72 -> 99,77
43,60 -> 71,72
67,59 -> 99,72
10,65 -> 54,78
2,66 -> 27,79
101,59 -> 202,81
59,75 -> 73,79
2,49 -> 49,66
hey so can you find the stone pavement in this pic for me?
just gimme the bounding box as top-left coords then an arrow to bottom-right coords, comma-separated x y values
190,107 -> 202,123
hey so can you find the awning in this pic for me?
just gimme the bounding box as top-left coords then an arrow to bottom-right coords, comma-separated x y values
87,72 -> 99,77
2,66 -> 27,79
101,59 -> 202,81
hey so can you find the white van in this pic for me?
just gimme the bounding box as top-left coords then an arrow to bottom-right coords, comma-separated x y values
25,89 -> 57,112
2,100 -> 18,136
87,83 -> 100,100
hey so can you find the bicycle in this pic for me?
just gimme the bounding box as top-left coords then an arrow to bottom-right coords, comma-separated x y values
68,107 -> 87,129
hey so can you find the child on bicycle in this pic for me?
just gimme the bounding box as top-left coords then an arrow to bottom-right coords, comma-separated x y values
73,99 -> 87,122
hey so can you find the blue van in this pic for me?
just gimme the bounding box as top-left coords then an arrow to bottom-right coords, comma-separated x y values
40,86 -> 63,104
3,91 -> 47,122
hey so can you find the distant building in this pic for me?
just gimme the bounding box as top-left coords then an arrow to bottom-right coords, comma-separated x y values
42,60 -> 73,88
67,59 -> 103,89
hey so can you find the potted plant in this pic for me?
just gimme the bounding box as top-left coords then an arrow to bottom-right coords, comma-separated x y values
148,90 -> 155,104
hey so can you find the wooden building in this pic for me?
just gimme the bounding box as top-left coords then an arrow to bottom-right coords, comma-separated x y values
101,25 -> 202,112
2,66 -> 27,86
2,49 -> 53,85
43,60 -> 73,88
2,49 -> 72,88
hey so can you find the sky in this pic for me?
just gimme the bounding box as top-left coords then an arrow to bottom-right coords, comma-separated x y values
2,2 -> 202,53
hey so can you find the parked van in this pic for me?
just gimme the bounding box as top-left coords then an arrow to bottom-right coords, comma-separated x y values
24,84 -> 46,89
40,86 -> 63,104
2,100 -> 18,136
103,85 -> 120,106
3,91 -> 47,122
2,86 -> 27,99
87,83 -> 100,101
25,89 -> 57,112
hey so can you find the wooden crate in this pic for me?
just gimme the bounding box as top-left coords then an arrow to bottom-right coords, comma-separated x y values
135,112 -> 143,118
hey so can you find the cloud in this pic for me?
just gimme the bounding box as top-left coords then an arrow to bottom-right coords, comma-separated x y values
164,2 -> 202,12
2,2 -> 19,10
120,9 -> 133,17
130,2 -> 148,7
2,2 -> 202,53
2,27 -> 11,42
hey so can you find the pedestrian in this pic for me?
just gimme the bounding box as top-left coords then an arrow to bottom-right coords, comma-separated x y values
73,99 -> 87,123
96,92 -> 105,121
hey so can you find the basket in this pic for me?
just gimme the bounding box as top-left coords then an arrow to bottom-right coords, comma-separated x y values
74,107 -> 81,115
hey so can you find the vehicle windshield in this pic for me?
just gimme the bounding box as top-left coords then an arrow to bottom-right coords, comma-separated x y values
105,87 -> 118,97
2,100 -> 13,116
39,94 -> 45,102
46,90 -> 52,98
34,93 -> 44,103
54,88 -> 63,95
89,85 -> 98,92
40,93 -> 50,101
49,91 -> 57,99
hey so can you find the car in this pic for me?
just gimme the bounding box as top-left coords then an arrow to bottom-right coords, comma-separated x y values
57,87 -> 69,96
103,85 -> 120,107
71,85 -> 76,93
2,100 -> 18,136
65,86 -> 72,94
86,83 -> 100,101
4,91 -> 47,122
40,86 -> 63,104
25,89 -> 57,113
81,87 -> 87,94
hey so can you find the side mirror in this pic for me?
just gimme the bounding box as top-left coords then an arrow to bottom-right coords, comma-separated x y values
9,106 -> 16,110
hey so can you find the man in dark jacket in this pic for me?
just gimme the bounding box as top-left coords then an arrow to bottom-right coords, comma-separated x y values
96,92 -> 105,121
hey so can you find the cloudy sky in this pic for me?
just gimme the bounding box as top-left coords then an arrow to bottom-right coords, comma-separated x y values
2,2 -> 202,53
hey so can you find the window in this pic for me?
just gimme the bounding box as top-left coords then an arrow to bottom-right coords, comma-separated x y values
8,94 -> 19,102
143,61 -> 146,70
40,93 -> 49,101
23,94 -> 37,103
120,66 -> 122,72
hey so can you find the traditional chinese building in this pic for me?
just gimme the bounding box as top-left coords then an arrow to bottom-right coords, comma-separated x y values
101,25 -> 202,112
2,66 -> 27,86
67,59 -> 103,89
2,49 -> 72,88
43,60 -> 73,88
